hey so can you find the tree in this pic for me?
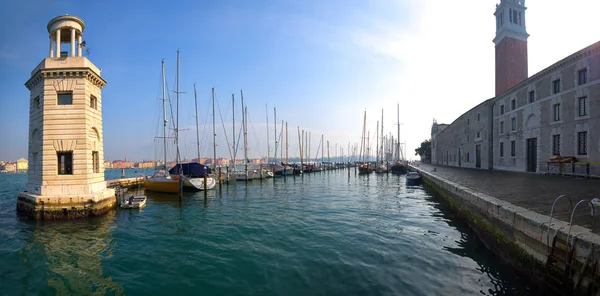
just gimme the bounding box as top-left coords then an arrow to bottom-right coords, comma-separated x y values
414,139 -> 431,161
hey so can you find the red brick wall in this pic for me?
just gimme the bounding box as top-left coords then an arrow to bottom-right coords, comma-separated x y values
495,37 -> 528,96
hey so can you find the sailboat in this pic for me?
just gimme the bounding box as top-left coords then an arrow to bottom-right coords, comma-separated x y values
358,111 -> 374,174
144,59 -> 183,193
170,83 -> 216,191
390,103 -> 407,175
375,109 -> 388,173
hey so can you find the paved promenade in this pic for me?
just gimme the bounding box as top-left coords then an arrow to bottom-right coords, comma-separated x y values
415,163 -> 600,230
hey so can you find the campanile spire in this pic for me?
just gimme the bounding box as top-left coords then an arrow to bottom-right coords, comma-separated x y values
493,0 -> 529,96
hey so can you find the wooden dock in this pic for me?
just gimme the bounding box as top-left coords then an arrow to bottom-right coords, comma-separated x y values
106,177 -> 145,189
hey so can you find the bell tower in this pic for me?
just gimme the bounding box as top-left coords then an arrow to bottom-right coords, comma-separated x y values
18,15 -> 116,219
493,0 -> 529,97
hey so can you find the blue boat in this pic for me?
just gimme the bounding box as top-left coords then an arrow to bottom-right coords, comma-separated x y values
406,172 -> 421,186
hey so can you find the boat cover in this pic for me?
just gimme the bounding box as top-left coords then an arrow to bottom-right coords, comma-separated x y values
169,162 -> 212,177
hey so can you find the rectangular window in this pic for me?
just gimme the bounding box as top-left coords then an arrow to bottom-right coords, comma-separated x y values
500,142 -> 504,157
578,69 -> 588,85
552,135 -> 560,156
57,92 -> 73,105
578,132 -> 587,155
528,91 -> 535,103
511,117 -> 516,131
513,10 -> 518,24
509,8 -> 513,23
511,99 -> 516,110
467,118 -> 470,126
500,105 -> 504,114
33,96 -> 40,109
57,152 -> 73,175
552,79 -> 561,94
92,151 -> 99,173
578,96 -> 588,116
511,140 -> 516,157
477,113 -> 480,121
500,121 -> 504,133
466,153 -> 470,162
476,131 -> 480,138
553,104 -> 561,121
90,95 -> 98,110
518,12 -> 522,26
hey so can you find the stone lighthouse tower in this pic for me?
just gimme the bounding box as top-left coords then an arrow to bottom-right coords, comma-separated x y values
493,0 -> 529,96
18,15 -> 115,219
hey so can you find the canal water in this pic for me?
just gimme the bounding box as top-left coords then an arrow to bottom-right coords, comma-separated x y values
0,169 -> 540,295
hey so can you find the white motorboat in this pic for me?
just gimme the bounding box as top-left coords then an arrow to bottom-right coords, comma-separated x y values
121,195 -> 147,209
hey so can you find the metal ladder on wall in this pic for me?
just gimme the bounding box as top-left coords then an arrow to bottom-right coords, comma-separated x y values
545,195 -> 598,295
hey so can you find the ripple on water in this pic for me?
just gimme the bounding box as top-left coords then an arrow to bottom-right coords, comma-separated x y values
0,171 -> 540,295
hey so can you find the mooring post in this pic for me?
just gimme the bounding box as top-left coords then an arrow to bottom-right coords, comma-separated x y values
203,167 -> 208,192
226,165 -> 230,184
218,166 -> 222,188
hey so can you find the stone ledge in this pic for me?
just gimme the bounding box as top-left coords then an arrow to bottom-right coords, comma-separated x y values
17,189 -> 116,220
412,165 -> 600,292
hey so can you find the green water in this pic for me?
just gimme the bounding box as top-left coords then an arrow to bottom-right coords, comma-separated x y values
0,170 -> 540,295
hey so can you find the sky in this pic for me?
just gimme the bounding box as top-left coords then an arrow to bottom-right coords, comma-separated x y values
1,0 -> 599,162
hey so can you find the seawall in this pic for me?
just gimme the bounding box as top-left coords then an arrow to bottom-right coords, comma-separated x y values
410,165 -> 600,293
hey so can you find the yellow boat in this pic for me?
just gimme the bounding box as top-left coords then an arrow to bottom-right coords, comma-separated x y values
143,171 -> 181,193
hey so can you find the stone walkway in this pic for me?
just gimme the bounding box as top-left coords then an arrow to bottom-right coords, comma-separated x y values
414,163 -> 600,230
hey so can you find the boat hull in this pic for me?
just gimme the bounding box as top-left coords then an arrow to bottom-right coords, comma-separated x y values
406,172 -> 422,186
144,178 -> 181,193
390,163 -> 407,175
183,177 -> 216,191
121,196 -> 147,209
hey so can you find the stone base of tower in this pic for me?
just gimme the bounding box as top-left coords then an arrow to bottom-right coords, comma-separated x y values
16,188 -> 116,220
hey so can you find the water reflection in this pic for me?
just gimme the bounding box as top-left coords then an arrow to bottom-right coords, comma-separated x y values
22,213 -> 124,295
424,187 -> 538,296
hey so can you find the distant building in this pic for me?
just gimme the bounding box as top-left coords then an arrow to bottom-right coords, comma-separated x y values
104,161 -> 112,169
112,160 -> 134,169
137,161 -> 154,168
432,0 -> 600,174
5,162 -> 16,173
16,157 -> 28,172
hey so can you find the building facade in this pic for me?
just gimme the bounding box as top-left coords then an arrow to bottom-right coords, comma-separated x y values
432,0 -> 600,175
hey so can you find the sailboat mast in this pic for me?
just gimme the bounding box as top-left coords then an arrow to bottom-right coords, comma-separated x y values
376,120 -> 379,164
321,134 -> 324,168
212,87 -> 217,169
285,122 -> 289,165
232,94 -> 236,170
176,50 -> 180,165
161,60 -> 167,171
266,104 -> 270,165
241,90 -> 248,178
273,108 -> 277,163
194,84 -> 201,162
244,106 -> 248,179
298,127 -> 302,170
397,103 -> 400,162
380,109 -> 384,163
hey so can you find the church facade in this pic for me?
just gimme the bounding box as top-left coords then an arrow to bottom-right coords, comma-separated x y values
431,0 -> 600,174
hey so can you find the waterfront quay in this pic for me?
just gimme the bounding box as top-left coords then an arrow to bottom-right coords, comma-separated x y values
412,163 -> 600,294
